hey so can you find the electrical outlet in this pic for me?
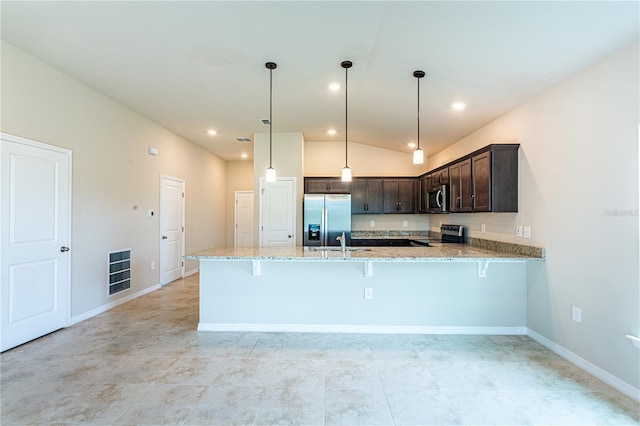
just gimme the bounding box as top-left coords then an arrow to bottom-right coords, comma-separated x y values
402,220 -> 408,228
151,260 -> 155,270
524,226 -> 531,239
515,225 -> 523,237
572,306 -> 582,323
370,220 -> 375,228
364,288 -> 373,300
481,224 -> 486,233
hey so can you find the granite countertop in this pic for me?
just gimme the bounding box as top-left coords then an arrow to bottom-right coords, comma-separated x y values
186,242 -> 544,262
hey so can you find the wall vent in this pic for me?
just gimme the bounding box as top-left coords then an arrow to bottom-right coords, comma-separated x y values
109,249 -> 131,296
234,137 -> 252,143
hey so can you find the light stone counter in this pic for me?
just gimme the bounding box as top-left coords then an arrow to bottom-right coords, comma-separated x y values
186,242 -> 543,262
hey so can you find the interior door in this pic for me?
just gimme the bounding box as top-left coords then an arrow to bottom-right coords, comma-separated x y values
235,191 -> 254,247
160,175 -> 184,285
1,134 -> 71,351
260,178 -> 296,248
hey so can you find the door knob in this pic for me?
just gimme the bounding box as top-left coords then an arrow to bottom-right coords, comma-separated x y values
288,234 -> 293,238
162,236 -> 168,240
60,246 -> 70,252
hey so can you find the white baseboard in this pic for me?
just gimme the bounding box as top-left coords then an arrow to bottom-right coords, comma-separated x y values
70,283 -> 161,325
197,323 -> 527,335
527,328 -> 640,403
184,267 -> 199,278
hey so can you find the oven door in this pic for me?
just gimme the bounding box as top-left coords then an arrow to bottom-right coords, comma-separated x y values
427,185 -> 448,213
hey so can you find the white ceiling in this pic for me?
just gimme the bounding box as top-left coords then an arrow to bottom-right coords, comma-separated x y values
1,1 -> 638,161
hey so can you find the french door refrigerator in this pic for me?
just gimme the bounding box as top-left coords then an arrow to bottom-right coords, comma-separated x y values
303,194 -> 351,246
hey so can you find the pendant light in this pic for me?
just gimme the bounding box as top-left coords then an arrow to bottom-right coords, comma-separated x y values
413,70 -> 426,165
265,62 -> 277,182
341,60 -> 353,182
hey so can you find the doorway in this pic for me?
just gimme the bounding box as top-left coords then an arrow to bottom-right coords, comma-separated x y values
259,177 -> 296,248
159,175 -> 185,285
235,191 -> 254,247
1,133 -> 71,351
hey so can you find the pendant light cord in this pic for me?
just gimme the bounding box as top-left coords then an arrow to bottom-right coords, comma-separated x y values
417,75 -> 420,150
413,70 -> 425,152
269,66 -> 273,168
341,61 -> 352,168
345,64 -> 348,167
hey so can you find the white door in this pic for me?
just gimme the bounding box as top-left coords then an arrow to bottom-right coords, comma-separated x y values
160,175 -> 184,285
235,191 -> 254,247
1,134 -> 71,351
259,178 -> 296,248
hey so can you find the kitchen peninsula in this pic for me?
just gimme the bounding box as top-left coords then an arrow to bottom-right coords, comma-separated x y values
187,242 -> 543,335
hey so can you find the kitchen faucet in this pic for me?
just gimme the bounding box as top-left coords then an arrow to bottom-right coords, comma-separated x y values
336,231 -> 346,252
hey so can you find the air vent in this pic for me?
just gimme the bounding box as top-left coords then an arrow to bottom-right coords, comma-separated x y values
234,137 -> 253,143
261,119 -> 270,125
108,249 -> 131,296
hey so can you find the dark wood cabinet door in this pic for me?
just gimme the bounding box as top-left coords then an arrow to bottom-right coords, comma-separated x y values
305,178 -> 350,194
326,179 -> 351,193
459,159 -> 473,212
383,180 -> 399,213
351,179 -> 367,214
472,151 -> 491,212
366,179 -> 384,214
351,179 -> 383,214
449,160 -> 472,212
437,168 -> 449,186
305,178 -> 328,193
449,164 -> 461,211
397,179 -> 416,213
419,176 -> 429,213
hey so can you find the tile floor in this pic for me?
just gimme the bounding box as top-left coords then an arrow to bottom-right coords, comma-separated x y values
1,273 -> 639,425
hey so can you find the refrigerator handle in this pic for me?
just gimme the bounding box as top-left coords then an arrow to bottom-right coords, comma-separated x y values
321,207 -> 327,246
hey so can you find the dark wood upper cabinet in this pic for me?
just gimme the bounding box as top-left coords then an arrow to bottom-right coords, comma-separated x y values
449,159 -> 472,212
448,144 -> 519,213
383,178 -> 417,213
351,178 -> 383,214
471,151 -> 491,212
418,175 -> 430,213
430,168 -> 449,189
304,178 -> 351,194
303,144 -> 517,216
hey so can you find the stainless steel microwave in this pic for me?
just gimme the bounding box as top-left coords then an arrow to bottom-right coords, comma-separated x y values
427,184 -> 448,214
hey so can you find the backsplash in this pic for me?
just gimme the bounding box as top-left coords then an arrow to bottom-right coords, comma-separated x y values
351,214 -> 429,231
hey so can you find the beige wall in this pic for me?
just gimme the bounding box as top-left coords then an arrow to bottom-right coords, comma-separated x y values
1,41 -> 227,318
225,161 -> 254,246
305,141 -> 429,177
432,41 -> 639,391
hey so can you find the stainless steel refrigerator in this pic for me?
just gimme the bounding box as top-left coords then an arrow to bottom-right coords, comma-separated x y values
303,194 -> 351,246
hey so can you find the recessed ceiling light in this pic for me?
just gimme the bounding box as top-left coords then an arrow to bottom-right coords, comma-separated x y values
451,102 -> 466,111
408,142 -> 416,148
241,153 -> 248,159
327,129 -> 337,136
207,129 -> 217,136
329,82 -> 340,91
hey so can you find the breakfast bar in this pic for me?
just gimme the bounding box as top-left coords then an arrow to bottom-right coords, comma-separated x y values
187,242 -> 543,335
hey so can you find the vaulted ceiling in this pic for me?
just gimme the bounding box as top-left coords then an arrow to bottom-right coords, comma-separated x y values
2,1 -> 638,161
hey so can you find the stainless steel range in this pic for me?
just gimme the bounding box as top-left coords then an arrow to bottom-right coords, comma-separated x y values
441,224 -> 465,243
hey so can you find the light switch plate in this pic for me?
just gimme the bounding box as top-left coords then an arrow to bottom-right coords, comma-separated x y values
516,225 -> 523,237
369,220 -> 375,227
524,226 -> 531,239
402,220 -> 408,227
